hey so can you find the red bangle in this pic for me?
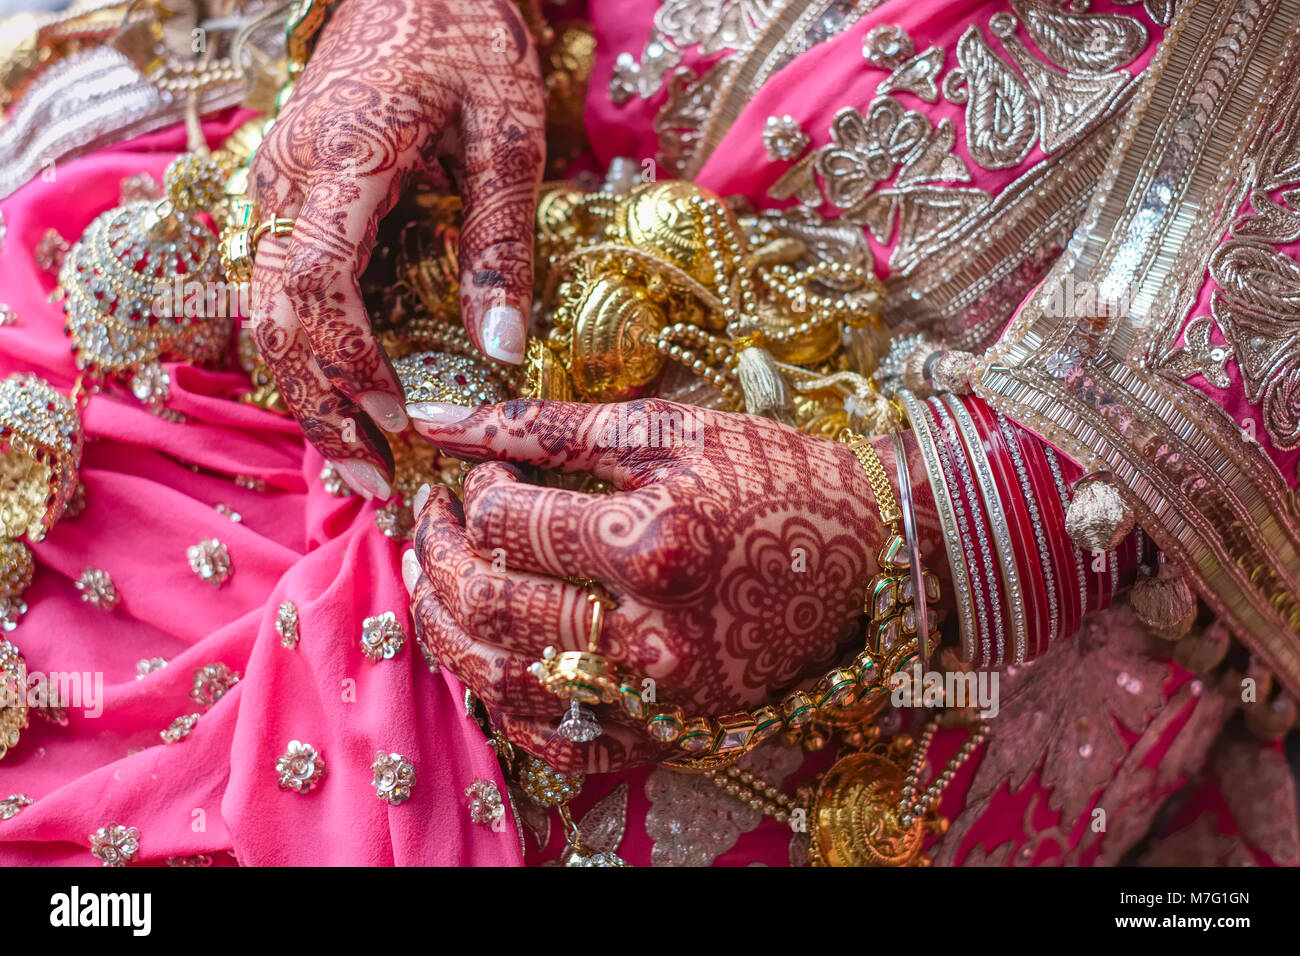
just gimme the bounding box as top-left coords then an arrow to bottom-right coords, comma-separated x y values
963,397 -> 1051,661
1020,433 -> 1086,640
928,396 -> 1008,667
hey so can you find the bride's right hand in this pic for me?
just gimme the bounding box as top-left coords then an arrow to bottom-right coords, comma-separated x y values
248,0 -> 546,498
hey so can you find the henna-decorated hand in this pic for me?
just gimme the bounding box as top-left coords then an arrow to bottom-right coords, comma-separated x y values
400,398 -> 946,772
249,0 -> 545,497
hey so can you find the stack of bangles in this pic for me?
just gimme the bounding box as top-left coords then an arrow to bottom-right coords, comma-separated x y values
895,389 -> 1150,669
529,391 -> 1151,768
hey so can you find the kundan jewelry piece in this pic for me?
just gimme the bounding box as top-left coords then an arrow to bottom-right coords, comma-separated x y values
532,588 -> 618,742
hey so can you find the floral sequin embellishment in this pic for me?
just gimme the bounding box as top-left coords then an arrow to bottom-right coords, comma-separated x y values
276,740 -> 325,794
763,115 -> 810,161
371,751 -> 416,805
466,779 -> 505,828
275,601 -> 300,649
0,793 -> 33,820
190,663 -> 240,707
360,611 -> 406,663
89,823 -> 139,866
161,713 -> 199,744
76,568 -> 119,610
187,538 -> 231,588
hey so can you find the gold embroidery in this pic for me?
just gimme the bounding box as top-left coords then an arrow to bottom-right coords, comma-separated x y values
1011,0 -> 1150,74
614,0 -> 879,178
945,24 -> 1037,170
974,0 -> 1300,696
766,7 -> 1145,343
876,46 -> 944,103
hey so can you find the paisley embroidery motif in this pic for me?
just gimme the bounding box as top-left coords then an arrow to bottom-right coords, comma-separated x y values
945,24 -> 1037,170
1011,0 -> 1150,74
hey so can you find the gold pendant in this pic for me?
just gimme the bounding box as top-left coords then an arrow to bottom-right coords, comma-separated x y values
810,752 -> 927,867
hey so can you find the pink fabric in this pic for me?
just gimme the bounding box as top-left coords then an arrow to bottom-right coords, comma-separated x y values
0,115 -> 521,866
588,0 -> 1163,282
0,0 -> 1247,867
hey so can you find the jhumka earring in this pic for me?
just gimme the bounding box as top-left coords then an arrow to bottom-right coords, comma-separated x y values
0,374 -> 81,763
0,375 -> 83,632
58,151 -> 234,413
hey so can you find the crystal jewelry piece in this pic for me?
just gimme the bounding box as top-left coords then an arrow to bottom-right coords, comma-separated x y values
275,601 -> 300,648
89,823 -> 140,867
59,154 -> 234,412
0,541 -> 33,631
393,350 -> 510,409
276,740 -> 326,794
370,751 -> 416,805
360,611 -> 407,662
187,538 -> 232,588
136,657 -> 168,679
75,567 -> 119,610
160,713 -> 199,744
0,793 -> 34,820
557,700 -> 603,743
762,115 -> 810,161
190,662 -> 240,707
465,779 -> 506,827
0,639 -> 28,760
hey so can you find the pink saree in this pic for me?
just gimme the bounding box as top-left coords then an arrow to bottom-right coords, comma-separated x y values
0,0 -> 1294,867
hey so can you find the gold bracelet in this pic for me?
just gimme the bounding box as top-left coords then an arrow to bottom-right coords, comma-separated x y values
841,428 -> 941,659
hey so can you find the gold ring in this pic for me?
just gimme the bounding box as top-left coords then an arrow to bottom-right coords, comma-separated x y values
219,215 -> 297,283
251,216 -> 297,244
585,589 -> 616,653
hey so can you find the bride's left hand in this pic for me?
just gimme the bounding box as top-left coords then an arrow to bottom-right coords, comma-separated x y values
401,398 -> 893,771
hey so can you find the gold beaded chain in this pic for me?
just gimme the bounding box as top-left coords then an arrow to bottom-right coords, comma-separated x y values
897,719 -> 989,829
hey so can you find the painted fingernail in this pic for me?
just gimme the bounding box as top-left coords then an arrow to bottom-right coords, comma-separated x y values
332,459 -> 391,501
413,482 -> 431,516
406,401 -> 475,425
481,305 -> 525,364
401,549 -> 421,595
357,391 -> 409,433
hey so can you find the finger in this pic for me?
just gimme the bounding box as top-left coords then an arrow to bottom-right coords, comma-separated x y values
407,398 -> 693,487
284,172 -> 407,433
457,461 -> 656,580
410,577 -> 558,716
413,484 -> 647,657
494,712 -> 666,774
456,12 -> 546,365
250,230 -> 394,496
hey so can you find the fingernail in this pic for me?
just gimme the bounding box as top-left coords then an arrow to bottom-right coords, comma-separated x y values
332,459 -> 391,500
413,482 -> 431,516
406,401 -> 475,425
401,549 -> 421,595
357,391 -> 409,433
481,305 -> 525,364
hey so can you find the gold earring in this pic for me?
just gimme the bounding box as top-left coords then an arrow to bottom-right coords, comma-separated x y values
59,153 -> 233,412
